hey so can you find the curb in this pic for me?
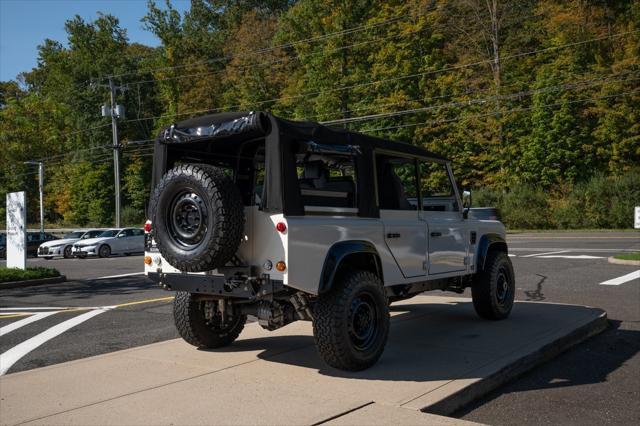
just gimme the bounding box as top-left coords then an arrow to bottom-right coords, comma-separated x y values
423,310 -> 608,416
607,256 -> 640,266
0,275 -> 67,290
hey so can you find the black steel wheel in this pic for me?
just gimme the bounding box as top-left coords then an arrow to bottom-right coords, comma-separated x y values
313,269 -> 389,371
472,251 -> 515,320
173,292 -> 246,349
148,164 -> 244,272
98,244 -> 111,258
63,245 -> 72,259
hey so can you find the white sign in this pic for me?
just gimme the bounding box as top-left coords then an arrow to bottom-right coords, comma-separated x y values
6,191 -> 26,269
635,206 -> 640,229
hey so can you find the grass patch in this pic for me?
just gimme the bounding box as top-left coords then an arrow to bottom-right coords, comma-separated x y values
0,267 -> 61,283
613,253 -> 640,261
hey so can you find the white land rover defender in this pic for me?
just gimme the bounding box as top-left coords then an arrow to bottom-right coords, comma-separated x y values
145,111 -> 514,371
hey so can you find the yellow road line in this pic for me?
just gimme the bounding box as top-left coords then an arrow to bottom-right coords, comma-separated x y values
0,296 -> 175,320
114,296 -> 175,309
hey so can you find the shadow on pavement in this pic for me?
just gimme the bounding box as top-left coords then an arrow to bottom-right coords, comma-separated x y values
0,276 -> 156,302
202,301 -> 622,386
453,319 -> 640,417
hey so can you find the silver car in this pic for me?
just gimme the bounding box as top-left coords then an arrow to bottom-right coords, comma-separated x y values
38,229 -> 104,259
72,228 -> 145,258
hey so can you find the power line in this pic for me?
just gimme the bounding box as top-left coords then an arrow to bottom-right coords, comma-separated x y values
363,88 -> 640,133
321,71 -> 640,126
118,29 -> 638,126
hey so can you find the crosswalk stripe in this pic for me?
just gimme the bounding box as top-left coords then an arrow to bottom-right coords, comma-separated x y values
0,312 -> 59,338
600,270 -> 640,286
0,308 -> 111,376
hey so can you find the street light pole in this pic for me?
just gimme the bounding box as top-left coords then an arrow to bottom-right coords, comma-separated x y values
24,161 -> 44,234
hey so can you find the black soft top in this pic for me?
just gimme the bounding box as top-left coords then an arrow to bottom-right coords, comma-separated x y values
153,111 -> 447,216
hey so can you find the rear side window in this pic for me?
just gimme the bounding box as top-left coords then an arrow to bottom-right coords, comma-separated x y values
376,155 -> 418,210
295,145 -> 358,209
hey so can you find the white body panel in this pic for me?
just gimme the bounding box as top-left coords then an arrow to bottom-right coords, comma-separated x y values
146,205 -> 506,295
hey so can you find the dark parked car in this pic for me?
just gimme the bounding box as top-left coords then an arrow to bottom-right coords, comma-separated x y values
0,232 -> 5,259
468,207 -> 501,221
27,232 -> 58,256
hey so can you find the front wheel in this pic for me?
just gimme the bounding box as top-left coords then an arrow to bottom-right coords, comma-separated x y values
174,292 -> 246,349
472,251 -> 515,320
63,246 -> 72,258
313,269 -> 390,371
98,245 -> 111,258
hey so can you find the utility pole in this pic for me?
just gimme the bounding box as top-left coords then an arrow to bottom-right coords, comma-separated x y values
24,161 -> 44,234
97,78 -> 126,228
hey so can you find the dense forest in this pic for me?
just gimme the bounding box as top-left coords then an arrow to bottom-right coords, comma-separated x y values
1,0 -> 638,228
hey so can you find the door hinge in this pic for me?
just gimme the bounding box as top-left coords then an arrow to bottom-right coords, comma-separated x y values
464,256 -> 470,266
423,260 -> 428,271
470,231 -> 477,244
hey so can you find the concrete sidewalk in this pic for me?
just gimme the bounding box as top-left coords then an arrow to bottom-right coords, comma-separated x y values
0,296 -> 606,426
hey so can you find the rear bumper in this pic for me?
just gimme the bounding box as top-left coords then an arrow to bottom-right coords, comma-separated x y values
147,271 -> 284,299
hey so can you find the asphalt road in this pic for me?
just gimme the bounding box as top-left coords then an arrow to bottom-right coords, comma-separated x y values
455,232 -> 640,425
1,232 -> 639,425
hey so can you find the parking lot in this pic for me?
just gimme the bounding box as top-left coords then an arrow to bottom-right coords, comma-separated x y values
1,231 -> 638,425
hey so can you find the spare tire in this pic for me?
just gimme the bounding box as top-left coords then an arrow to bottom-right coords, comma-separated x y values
149,163 -> 244,272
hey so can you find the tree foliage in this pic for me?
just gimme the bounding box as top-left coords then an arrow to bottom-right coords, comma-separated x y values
1,0 -> 638,227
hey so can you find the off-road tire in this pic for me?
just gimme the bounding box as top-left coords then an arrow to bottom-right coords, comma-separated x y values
173,292 -> 246,348
313,269 -> 390,371
149,163 -> 244,272
472,251 -> 515,320
98,244 -> 111,258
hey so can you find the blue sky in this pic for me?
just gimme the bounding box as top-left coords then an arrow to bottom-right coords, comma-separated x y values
0,0 -> 190,81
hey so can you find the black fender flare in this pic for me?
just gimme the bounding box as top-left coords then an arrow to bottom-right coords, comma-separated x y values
476,233 -> 508,272
318,240 -> 382,294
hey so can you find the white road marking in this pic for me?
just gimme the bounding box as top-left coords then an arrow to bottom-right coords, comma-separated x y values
600,270 -> 640,286
0,308 -> 111,376
0,312 -> 59,337
94,272 -> 144,280
510,247 -> 639,253
508,254 -> 516,257
521,250 -> 569,258
534,255 -> 604,260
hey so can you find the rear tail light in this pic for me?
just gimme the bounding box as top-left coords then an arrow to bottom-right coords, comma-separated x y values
144,220 -> 152,233
276,222 -> 286,233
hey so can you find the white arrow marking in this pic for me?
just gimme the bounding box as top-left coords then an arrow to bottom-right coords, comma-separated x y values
600,270 -> 640,286
0,312 -> 59,337
0,308 -> 111,376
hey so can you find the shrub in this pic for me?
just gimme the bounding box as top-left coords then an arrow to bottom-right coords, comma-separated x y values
0,267 -> 60,283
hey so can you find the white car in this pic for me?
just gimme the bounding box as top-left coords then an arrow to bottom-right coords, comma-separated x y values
72,228 -> 145,258
38,229 -> 104,259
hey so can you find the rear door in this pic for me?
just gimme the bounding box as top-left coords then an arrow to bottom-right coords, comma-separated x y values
418,160 -> 467,274
377,154 -> 427,278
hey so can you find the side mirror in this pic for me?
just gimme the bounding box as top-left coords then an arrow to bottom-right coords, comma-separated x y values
462,190 -> 472,218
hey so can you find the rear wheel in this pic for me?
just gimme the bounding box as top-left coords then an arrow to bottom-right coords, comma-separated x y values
472,251 -> 515,320
98,244 -> 111,258
313,269 -> 390,371
174,292 -> 246,349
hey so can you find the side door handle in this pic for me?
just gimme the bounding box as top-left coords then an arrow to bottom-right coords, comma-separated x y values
430,232 -> 442,237
386,233 -> 401,239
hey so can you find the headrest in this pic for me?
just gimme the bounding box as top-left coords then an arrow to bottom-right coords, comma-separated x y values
303,160 -> 326,180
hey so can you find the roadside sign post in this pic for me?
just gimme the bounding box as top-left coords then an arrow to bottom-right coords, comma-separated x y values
6,191 -> 27,269
635,206 -> 640,229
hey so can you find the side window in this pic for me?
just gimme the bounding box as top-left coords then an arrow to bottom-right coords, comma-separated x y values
419,161 -> 458,212
376,155 -> 418,210
296,149 -> 358,209
132,229 -> 144,236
